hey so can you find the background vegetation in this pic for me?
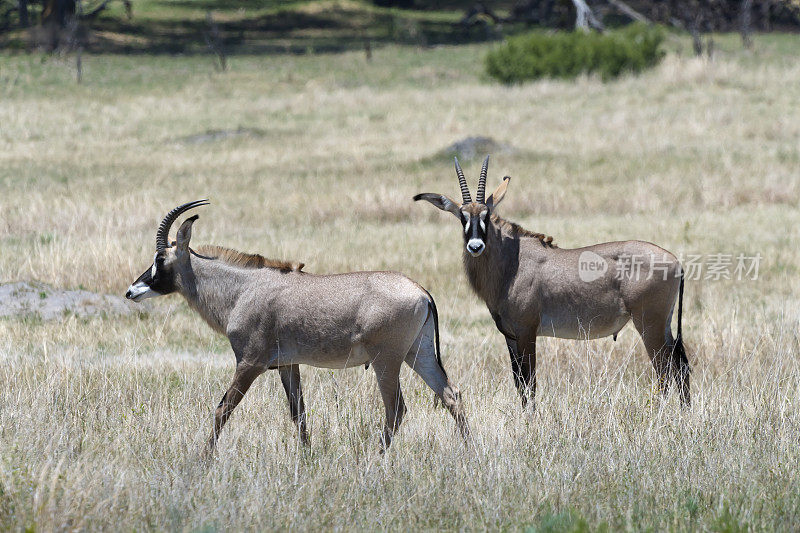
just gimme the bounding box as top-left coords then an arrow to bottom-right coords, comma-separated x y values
486,23 -> 665,82
1,1 -> 800,531
2,0 -> 799,54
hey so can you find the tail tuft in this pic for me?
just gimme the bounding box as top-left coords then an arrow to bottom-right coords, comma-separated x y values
672,269 -> 691,405
421,288 -> 447,410
673,269 -> 689,372
673,336 -> 689,374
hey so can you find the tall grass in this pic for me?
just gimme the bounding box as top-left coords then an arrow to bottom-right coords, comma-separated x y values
1,35 -> 799,529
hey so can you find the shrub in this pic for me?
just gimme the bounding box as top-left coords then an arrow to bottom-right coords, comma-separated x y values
485,24 -> 665,83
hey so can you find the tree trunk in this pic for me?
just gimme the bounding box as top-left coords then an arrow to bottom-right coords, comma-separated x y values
41,0 -> 76,51
18,0 -> 29,27
760,0 -> 772,32
689,9 -> 703,56
74,0 -> 83,82
540,0 -> 555,24
740,0 -> 753,48
42,0 -> 76,27
691,27 -> 702,55
571,0 -> 603,31
204,11 -> 227,72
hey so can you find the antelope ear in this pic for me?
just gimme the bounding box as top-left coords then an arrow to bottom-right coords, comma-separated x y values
176,215 -> 199,252
413,193 -> 462,218
486,176 -> 510,208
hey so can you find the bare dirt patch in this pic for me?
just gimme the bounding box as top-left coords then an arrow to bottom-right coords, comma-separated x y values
174,127 -> 266,145
438,136 -> 518,161
0,282 -> 133,320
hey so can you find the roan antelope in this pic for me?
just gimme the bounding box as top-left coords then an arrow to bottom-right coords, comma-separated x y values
126,200 -> 469,454
414,157 -> 689,409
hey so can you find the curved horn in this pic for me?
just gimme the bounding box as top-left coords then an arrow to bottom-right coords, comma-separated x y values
476,155 -> 489,204
156,199 -> 209,251
454,157 -> 471,204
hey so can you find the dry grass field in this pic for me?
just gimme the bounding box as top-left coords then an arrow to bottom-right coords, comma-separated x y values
1,33 -> 800,530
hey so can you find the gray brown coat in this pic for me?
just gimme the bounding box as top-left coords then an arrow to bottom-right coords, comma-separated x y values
415,157 -> 689,408
126,201 -> 469,455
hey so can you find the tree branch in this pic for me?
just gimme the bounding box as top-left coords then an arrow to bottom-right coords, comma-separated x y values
606,0 -> 651,24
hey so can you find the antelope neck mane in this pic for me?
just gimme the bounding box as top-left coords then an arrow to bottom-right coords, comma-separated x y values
195,245 -> 305,272
490,214 -> 557,248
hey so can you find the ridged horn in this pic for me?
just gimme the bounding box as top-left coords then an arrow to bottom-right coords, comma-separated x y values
156,199 -> 209,251
454,157 -> 471,204
476,155 -> 489,204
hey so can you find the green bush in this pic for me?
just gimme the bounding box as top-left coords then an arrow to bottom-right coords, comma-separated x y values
485,24 -> 665,83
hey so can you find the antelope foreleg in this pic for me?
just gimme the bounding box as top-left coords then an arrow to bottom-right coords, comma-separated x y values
505,336 -> 522,392
511,333 -> 537,410
204,363 -> 264,458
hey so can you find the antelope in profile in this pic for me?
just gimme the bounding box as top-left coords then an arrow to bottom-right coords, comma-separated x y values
126,200 -> 469,455
414,157 -> 689,408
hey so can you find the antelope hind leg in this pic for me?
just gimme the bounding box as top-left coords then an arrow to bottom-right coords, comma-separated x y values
279,364 -> 309,446
404,334 -> 470,441
632,313 -> 674,401
371,359 -> 406,452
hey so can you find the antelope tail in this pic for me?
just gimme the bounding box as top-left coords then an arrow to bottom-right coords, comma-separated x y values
421,288 -> 448,410
673,269 -> 689,373
421,288 -> 445,374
